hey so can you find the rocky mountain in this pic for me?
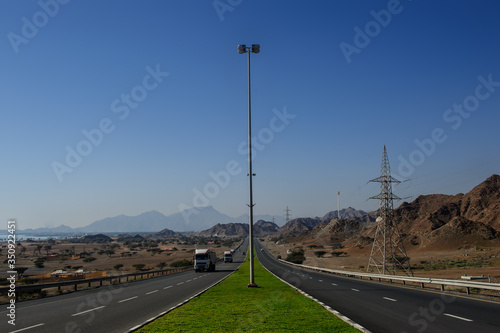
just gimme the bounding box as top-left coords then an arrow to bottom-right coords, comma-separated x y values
320,207 -> 368,222
198,223 -> 249,237
197,219 -> 280,237
234,214 -> 286,227
290,175 -> 500,251
255,220 -> 280,235
279,218 -> 323,237
74,210 -> 172,233
155,228 -> 181,238
21,224 -> 74,235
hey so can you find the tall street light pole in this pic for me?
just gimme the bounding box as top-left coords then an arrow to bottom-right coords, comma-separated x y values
238,43 -> 260,288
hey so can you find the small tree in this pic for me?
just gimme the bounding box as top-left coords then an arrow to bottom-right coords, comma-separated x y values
314,251 -> 327,258
156,262 -> 167,270
43,244 -> 52,257
285,247 -> 305,264
114,264 -> 124,271
133,264 -> 145,271
34,258 -> 45,268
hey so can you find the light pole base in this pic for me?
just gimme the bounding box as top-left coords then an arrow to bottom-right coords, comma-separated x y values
247,282 -> 259,288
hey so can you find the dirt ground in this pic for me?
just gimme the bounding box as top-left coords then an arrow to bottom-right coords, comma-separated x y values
0,239 -> 241,279
261,238 -> 500,282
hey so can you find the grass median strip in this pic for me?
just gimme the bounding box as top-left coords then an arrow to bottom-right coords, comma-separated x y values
137,256 -> 360,332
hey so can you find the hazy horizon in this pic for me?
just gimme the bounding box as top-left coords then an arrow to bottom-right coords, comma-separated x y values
2,1 -> 499,229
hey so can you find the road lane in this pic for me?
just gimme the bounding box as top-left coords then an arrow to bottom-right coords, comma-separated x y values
255,239 -> 500,333
0,239 -> 247,333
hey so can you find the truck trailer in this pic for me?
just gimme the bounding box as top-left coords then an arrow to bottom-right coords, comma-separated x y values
223,250 -> 233,263
194,249 -> 216,272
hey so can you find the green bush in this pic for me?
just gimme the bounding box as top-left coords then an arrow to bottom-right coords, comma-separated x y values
314,251 -> 327,258
34,258 -> 45,268
170,259 -> 193,267
285,247 -> 305,264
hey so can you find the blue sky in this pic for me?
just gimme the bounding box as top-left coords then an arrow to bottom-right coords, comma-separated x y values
1,0 -> 500,229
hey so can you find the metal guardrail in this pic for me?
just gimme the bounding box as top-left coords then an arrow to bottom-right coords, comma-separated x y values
278,259 -> 500,295
0,266 -> 192,300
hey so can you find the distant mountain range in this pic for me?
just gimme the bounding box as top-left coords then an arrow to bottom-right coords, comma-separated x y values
10,206 -> 289,234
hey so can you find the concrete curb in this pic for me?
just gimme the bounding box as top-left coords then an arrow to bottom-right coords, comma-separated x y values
259,255 -> 371,333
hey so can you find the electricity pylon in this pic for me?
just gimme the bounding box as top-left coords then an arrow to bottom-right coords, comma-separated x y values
284,206 -> 292,223
367,146 -> 413,276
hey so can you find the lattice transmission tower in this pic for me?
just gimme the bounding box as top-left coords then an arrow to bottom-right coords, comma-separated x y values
367,146 -> 413,276
284,206 -> 292,223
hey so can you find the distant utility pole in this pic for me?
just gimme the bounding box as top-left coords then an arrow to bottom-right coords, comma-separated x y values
367,146 -> 413,276
337,191 -> 341,219
284,206 -> 292,223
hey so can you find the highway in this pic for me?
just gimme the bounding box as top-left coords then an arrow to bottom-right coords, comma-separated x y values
0,239 -> 247,333
255,239 -> 500,333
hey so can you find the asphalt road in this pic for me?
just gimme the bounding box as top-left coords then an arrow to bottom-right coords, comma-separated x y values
255,239 -> 500,333
0,240 -> 247,333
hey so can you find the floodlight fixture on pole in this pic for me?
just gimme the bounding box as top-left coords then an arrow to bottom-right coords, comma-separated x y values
237,43 -> 260,288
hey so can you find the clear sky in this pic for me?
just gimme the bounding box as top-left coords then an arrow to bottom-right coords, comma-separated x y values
1,0 -> 500,229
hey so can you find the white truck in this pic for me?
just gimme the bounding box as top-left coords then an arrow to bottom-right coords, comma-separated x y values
194,249 -> 216,272
223,250 -> 233,263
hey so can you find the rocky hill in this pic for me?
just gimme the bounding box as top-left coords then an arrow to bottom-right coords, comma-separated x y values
198,223 -> 249,237
279,218 -> 323,237
197,220 -> 280,237
254,220 -> 280,235
155,228 -> 181,238
291,175 -> 500,251
321,207 -> 368,222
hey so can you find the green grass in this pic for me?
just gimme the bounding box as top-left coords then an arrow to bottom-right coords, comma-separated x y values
137,255 -> 360,332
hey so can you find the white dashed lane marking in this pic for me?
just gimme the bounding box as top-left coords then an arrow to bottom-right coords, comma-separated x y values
119,296 -> 138,303
444,313 -> 473,322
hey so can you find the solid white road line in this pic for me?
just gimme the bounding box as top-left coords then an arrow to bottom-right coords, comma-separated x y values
9,323 -> 45,333
443,313 -> 473,322
119,296 -> 138,303
383,297 -> 397,302
146,290 -> 159,295
71,306 -> 105,316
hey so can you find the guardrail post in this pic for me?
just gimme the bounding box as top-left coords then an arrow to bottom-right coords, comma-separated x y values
74,283 -> 78,291
441,285 -> 445,291
403,281 -> 406,285
100,280 -> 103,287
466,287 -> 470,295
88,281 -> 91,288
421,282 -> 424,289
